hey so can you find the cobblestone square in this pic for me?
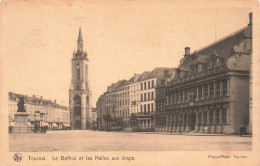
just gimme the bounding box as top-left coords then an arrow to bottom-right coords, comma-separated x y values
9,130 -> 252,151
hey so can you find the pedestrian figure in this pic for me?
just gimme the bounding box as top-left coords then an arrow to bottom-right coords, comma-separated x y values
240,124 -> 245,136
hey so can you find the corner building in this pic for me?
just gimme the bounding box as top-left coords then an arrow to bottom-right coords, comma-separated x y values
69,28 -> 92,130
165,13 -> 252,134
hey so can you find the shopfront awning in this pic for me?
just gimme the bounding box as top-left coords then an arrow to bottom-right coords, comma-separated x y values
42,122 -> 49,127
9,122 -> 15,127
64,123 -> 71,127
137,118 -> 152,120
52,123 -> 58,128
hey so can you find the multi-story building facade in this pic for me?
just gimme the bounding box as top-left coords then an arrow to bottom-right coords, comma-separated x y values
155,80 -> 167,132
8,92 -> 70,130
115,81 -> 131,130
129,68 -> 176,131
96,80 -> 131,131
96,68 -> 176,132
96,13 -> 252,135
69,28 -> 92,130
165,13 -> 252,134
101,80 -> 125,131
96,95 -> 104,130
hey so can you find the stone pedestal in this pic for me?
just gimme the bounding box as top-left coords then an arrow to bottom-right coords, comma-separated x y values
195,125 -> 200,132
181,126 -> 186,132
204,125 -> 209,134
12,112 -> 31,134
199,126 -> 204,133
185,126 -> 190,133
176,126 -> 180,133
210,125 -> 216,134
247,124 -> 252,135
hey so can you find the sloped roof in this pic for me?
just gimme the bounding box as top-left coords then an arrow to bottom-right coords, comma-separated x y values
8,92 -> 68,109
138,71 -> 152,81
138,68 -> 176,82
180,26 -> 250,69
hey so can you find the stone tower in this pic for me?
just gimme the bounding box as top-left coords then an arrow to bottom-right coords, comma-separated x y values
69,28 -> 92,130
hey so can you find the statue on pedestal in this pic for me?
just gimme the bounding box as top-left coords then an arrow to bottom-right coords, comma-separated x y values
12,96 -> 31,134
17,96 -> 26,112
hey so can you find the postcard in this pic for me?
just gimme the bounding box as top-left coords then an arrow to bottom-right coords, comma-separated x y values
0,0 -> 259,165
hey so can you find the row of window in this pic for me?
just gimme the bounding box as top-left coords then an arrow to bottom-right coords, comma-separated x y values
140,92 -> 155,102
116,109 -> 130,118
156,89 -> 165,97
105,106 -> 111,115
130,105 -> 139,114
167,108 -> 227,125
155,117 -> 167,127
140,103 -> 154,114
130,84 -> 139,92
131,94 -> 139,102
209,108 -> 227,124
168,80 -> 228,104
140,80 -> 155,91
117,99 -> 130,107
121,86 -> 130,91
156,101 -> 165,112
117,91 -> 130,98
104,95 -> 111,104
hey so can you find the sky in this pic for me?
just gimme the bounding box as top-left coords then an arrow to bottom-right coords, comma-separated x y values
0,0 -> 252,107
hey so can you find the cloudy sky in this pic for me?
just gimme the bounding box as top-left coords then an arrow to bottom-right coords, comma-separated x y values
0,0 -> 252,106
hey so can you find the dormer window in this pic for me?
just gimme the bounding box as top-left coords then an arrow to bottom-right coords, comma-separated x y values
191,65 -> 199,75
211,59 -> 216,68
209,54 -> 224,69
194,66 -> 198,74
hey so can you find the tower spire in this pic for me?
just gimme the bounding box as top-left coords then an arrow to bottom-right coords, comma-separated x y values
77,27 -> 83,52
77,27 -> 83,42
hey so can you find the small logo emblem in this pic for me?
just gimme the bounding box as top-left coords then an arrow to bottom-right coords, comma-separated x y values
13,153 -> 22,162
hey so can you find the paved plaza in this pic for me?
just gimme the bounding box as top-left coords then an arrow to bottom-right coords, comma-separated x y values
9,130 -> 252,151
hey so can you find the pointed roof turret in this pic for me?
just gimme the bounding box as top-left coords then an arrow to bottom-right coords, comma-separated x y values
69,83 -> 74,91
77,27 -> 83,42
81,82 -> 86,91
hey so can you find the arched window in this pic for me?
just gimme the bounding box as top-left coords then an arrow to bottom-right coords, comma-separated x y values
85,64 -> 88,82
76,64 -> 80,81
76,85 -> 80,91
74,95 -> 81,117
86,96 -> 89,105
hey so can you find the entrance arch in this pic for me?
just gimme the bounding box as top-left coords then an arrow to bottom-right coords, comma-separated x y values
74,95 -> 81,117
189,112 -> 196,131
75,120 -> 81,129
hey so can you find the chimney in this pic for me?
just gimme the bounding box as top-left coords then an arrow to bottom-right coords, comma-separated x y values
248,12 -> 252,26
184,47 -> 190,57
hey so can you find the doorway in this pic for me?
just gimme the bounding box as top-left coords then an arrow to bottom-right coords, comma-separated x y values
189,112 -> 196,131
75,120 -> 81,129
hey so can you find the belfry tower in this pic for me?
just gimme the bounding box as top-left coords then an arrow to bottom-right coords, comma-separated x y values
69,28 -> 92,130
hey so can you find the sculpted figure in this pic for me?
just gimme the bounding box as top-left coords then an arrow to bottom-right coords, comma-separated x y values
17,96 -> 26,112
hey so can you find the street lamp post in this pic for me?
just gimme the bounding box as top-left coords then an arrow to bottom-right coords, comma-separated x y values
179,112 -> 182,135
170,118 -> 173,135
34,110 -> 40,133
40,112 -> 44,133
33,114 -> 37,133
